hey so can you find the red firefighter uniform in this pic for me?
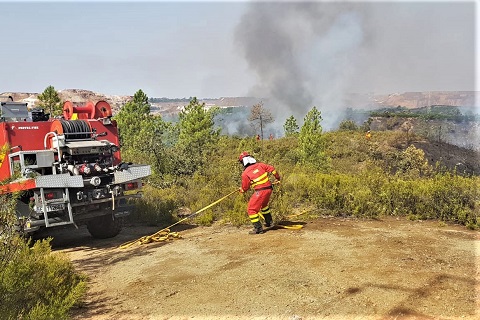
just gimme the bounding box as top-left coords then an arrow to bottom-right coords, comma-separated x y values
240,156 -> 280,233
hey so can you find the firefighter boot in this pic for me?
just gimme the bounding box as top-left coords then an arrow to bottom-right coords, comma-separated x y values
263,213 -> 273,228
249,221 -> 265,234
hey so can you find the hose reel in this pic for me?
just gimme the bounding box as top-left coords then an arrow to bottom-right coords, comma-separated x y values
63,101 -> 112,120
46,119 -> 93,149
51,119 -> 92,140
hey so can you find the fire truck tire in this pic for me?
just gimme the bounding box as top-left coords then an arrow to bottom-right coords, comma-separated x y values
87,215 -> 123,239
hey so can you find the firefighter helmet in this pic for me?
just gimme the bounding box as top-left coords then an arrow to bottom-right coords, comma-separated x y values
238,151 -> 250,163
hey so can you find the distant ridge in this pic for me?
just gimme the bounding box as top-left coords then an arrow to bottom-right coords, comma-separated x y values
2,90 -> 477,116
1,89 -> 132,114
370,91 -> 477,109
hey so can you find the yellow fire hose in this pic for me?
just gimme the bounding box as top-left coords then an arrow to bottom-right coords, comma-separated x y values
119,181 -> 303,249
119,188 -> 238,249
259,211 -> 304,230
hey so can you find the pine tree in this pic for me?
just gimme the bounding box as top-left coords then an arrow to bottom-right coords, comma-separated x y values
298,106 -> 329,169
176,97 -> 220,174
178,98 -> 219,150
37,85 -> 62,117
114,89 -> 161,163
283,115 -> 299,137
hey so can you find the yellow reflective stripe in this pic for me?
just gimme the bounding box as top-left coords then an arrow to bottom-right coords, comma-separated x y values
249,215 -> 260,223
251,174 -> 269,187
272,170 -> 277,175
261,207 -> 271,214
252,172 -> 268,183
251,178 -> 269,187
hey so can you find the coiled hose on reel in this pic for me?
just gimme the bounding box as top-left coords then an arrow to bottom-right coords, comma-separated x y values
58,120 -> 91,140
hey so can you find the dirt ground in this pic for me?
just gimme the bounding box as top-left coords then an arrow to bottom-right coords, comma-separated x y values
41,216 -> 479,320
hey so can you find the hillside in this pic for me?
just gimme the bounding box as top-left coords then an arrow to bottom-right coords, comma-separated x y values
0,89 -> 132,114
371,91 -> 477,109
1,90 -> 477,116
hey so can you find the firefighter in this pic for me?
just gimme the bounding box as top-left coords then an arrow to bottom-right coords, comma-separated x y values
238,151 -> 281,234
365,130 -> 372,140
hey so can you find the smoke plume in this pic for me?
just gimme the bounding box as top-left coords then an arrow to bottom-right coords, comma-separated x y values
234,2 -> 475,132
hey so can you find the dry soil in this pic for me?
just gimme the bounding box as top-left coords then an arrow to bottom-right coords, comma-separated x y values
41,217 -> 480,320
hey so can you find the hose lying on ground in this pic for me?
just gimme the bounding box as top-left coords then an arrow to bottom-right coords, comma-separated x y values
119,188 -> 239,249
119,181 -> 303,249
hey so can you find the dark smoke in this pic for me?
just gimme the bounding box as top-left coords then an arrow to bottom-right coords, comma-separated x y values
234,2 -> 370,128
234,2 -> 475,132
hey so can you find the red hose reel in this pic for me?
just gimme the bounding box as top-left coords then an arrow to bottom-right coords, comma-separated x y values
62,101 -> 112,120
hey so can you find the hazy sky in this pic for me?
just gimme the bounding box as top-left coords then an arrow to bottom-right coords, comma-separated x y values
0,0 -> 476,102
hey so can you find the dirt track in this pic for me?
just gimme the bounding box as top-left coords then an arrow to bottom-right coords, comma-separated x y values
43,217 -> 479,320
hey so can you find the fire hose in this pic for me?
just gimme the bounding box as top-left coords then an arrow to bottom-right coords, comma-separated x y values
119,181 -> 303,249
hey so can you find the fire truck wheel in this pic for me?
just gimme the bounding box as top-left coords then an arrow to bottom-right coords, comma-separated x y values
87,215 -> 123,239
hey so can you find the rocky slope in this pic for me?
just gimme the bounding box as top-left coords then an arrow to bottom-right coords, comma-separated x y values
2,90 -> 477,116
372,91 -> 477,109
0,89 -> 132,114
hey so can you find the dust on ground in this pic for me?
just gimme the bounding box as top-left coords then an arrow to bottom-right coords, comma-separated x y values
42,216 -> 479,320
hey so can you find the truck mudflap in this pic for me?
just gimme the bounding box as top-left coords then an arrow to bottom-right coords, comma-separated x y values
113,197 -> 135,218
113,165 -> 151,184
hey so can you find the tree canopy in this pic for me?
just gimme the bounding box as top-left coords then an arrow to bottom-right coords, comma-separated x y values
114,89 -> 162,164
178,97 -> 219,151
175,98 -> 220,174
298,106 -> 329,169
248,101 -> 274,140
284,115 -> 299,136
37,85 -> 62,117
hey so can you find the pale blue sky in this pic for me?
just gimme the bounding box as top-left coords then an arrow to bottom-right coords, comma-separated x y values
0,1 -> 476,102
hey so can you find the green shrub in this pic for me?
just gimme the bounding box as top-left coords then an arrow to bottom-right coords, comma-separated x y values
0,238 -> 86,320
376,173 -> 479,227
130,185 -> 180,225
130,130 -> 480,230
338,120 -> 358,131
222,194 -> 250,226
195,210 -> 215,225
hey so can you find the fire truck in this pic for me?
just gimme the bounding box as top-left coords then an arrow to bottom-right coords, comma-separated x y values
0,97 -> 151,238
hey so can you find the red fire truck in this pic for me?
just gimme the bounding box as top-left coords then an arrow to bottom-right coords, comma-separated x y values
0,98 -> 150,238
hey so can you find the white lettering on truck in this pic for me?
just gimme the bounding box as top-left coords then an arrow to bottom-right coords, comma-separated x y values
16,126 -> 39,130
